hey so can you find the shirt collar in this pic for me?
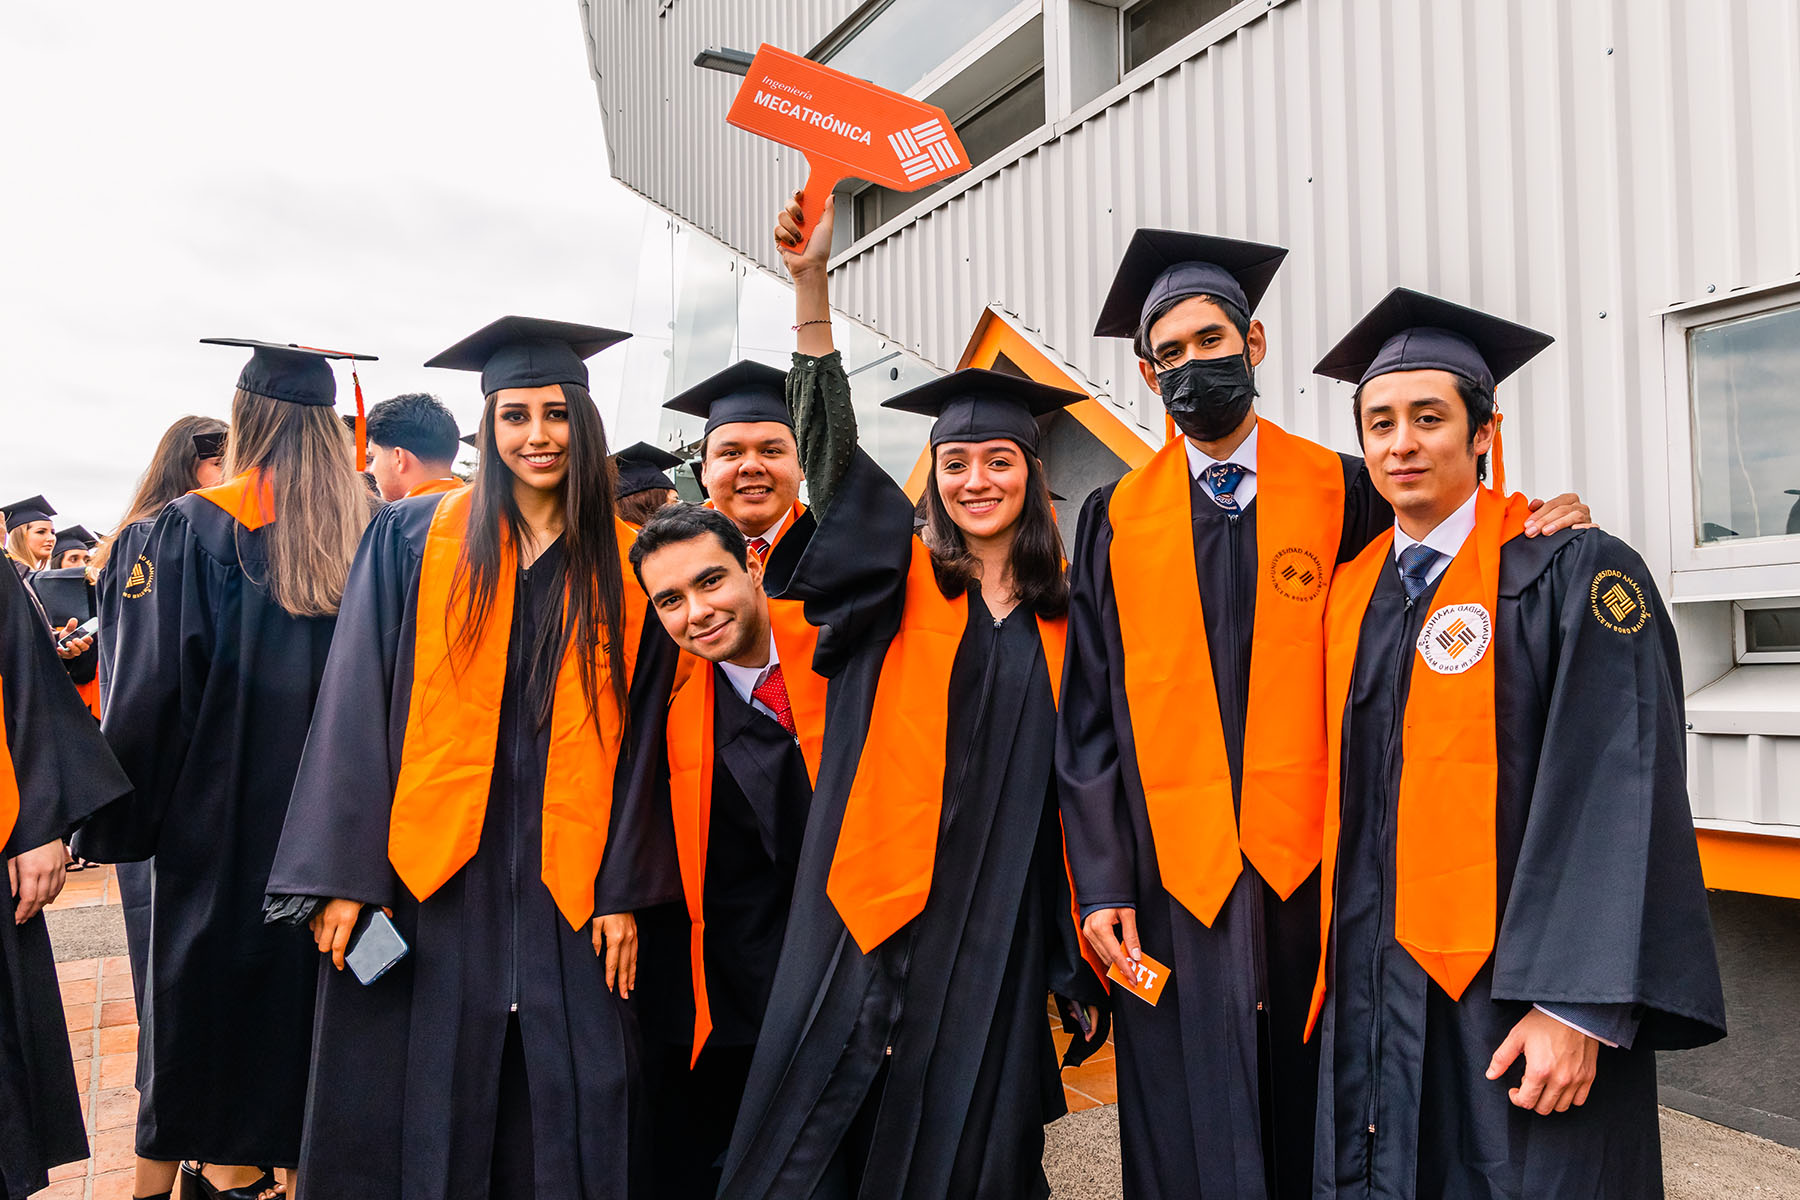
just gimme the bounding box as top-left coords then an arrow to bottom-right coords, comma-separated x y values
716,625 -> 781,705
744,505 -> 791,548
1392,488 -> 1480,562
1183,422 -> 1259,481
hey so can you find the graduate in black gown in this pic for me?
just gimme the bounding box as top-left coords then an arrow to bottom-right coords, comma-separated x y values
1308,289 -> 1725,1199
1054,233 -> 1590,1200
627,504 -> 814,1199
611,442 -> 683,529
264,317 -> 679,1200
0,550 -> 133,1200
717,196 -> 1108,1200
74,340 -> 377,1200
90,418 -> 228,1042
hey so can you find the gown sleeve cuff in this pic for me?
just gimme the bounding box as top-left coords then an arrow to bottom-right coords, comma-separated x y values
1533,1001 -> 1638,1050
262,893 -> 325,928
1078,900 -> 1135,921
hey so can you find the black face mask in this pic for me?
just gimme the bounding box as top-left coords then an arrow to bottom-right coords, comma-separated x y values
1156,354 -> 1256,442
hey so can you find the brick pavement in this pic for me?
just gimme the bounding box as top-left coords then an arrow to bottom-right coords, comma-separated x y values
34,865 -> 138,1200
30,866 -> 1122,1198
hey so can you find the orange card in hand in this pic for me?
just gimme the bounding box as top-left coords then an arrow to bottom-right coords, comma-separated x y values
1106,950 -> 1171,1006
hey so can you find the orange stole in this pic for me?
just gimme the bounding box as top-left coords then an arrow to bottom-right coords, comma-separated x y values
387,489 -> 646,929
826,541 -> 1067,954
193,470 -> 277,530
1307,488 -> 1531,1037
76,676 -> 102,720
405,478 -> 466,499
0,682 -> 19,852
1106,420 -> 1344,927
664,604 -> 825,1062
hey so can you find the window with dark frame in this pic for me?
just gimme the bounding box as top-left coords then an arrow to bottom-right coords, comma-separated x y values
1122,0 -> 1239,73
852,69 -> 1048,240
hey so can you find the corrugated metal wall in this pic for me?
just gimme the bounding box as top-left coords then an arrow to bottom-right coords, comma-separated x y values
584,0 -> 1800,576
584,0 -> 1800,829
580,0 -> 865,254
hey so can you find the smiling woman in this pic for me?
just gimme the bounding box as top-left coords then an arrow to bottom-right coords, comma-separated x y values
263,316 -> 680,1200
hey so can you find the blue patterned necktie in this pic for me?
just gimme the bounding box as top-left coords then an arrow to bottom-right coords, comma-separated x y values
1203,462 -> 1246,511
1396,542 -> 1444,602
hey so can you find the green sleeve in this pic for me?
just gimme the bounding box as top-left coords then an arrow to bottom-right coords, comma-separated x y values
788,350 -> 857,519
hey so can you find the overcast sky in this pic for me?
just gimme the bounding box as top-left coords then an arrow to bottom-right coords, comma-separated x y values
0,0 -> 650,531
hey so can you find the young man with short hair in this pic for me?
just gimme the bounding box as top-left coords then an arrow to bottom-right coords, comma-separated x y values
629,503 -> 813,1199
1308,288 -> 1725,1198
364,392 -> 461,501
1056,231 -> 1590,1200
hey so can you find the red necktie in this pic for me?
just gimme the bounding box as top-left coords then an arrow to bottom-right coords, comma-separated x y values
750,664 -> 796,735
746,536 -> 770,561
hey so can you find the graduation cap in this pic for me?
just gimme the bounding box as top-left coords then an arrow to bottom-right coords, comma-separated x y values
1312,287 -> 1554,393
664,361 -> 791,435
200,338 -> 376,407
425,316 -> 630,397
611,442 -> 684,499
53,526 -> 97,558
1094,230 -> 1289,339
460,431 -> 479,448
1316,287 -> 1554,494
2,495 -> 55,532
880,368 -> 1086,455
192,431 -> 226,459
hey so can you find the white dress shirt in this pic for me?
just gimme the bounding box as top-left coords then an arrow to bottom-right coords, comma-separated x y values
716,627 -> 784,725
1389,488 -> 1478,585
1184,423 -> 1259,508
744,505 -> 792,551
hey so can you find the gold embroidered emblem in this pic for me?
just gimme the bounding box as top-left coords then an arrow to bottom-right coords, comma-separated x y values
123,555 -> 155,600
1269,546 -> 1326,602
1589,569 -> 1648,635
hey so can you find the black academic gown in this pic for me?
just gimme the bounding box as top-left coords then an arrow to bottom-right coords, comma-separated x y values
1054,452 -> 1389,1200
74,491 -> 339,1166
719,450 -> 1108,1200
638,669 -> 812,1200
263,496 -> 678,1200
1316,527 -> 1726,1200
94,518 -> 154,1022
0,560 -> 133,1200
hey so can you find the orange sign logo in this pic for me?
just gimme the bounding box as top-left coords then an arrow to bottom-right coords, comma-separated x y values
1106,949 -> 1172,1007
728,44 -> 971,247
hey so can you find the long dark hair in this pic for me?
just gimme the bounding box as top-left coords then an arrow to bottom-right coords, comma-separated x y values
92,414 -> 229,572
453,382 -> 630,732
921,448 -> 1069,619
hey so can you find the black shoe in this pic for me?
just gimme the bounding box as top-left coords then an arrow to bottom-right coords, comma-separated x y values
178,1163 -> 279,1200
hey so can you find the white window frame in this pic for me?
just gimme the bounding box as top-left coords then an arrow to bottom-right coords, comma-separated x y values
1660,277 -> 1800,602
1734,597 -> 1800,665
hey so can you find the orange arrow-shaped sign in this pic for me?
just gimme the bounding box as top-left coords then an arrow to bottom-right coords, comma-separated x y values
728,44 -> 971,249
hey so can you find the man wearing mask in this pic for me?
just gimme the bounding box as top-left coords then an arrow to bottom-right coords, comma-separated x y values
1055,231 -> 1589,1200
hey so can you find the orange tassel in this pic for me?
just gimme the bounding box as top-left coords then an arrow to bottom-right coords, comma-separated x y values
1489,409 -> 1506,495
352,365 -> 367,473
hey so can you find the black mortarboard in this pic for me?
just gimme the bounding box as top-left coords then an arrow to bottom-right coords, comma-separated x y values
612,442 -> 684,499
425,316 -> 630,396
192,431 -> 226,459
200,338 -> 376,407
2,495 -> 55,531
54,526 -> 97,556
1094,229 -> 1288,339
880,369 -> 1085,455
664,361 -> 791,435
460,431 -> 478,448
1313,287 -> 1554,392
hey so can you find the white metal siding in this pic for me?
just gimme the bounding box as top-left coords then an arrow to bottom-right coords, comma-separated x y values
584,0 -> 1800,831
